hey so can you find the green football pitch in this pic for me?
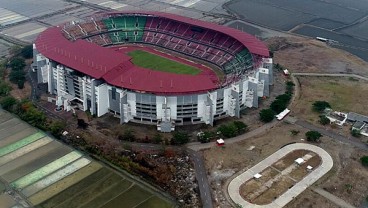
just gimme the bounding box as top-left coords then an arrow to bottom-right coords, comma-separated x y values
127,50 -> 201,75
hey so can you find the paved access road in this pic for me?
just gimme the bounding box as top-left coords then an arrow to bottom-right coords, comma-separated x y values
295,120 -> 368,151
187,149 -> 213,208
292,73 -> 368,81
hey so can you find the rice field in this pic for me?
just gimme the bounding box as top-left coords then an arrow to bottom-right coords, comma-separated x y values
0,109 -> 175,208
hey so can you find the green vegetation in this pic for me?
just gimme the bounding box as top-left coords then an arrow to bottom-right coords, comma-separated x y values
217,121 -> 248,138
260,109 -> 275,123
259,76 -> 295,123
270,94 -> 292,114
152,133 -> 163,144
20,45 -> 33,59
305,131 -> 322,142
312,101 -> 331,113
197,131 -> 215,143
171,131 -> 189,145
319,115 -> 330,125
361,156 -> 368,167
290,130 -> 300,136
9,57 -> 26,89
0,96 -> 17,110
127,50 -> 201,75
351,129 -> 361,138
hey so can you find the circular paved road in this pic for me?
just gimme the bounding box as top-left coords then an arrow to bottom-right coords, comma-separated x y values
227,143 -> 333,208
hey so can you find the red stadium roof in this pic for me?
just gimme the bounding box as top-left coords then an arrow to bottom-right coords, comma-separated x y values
35,11 -> 269,94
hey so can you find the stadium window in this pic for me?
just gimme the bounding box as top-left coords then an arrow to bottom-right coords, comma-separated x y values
112,87 -> 116,100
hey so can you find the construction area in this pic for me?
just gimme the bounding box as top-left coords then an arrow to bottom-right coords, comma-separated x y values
0,109 -> 174,208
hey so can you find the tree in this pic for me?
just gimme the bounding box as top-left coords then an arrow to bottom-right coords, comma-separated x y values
20,45 -> 33,59
270,99 -> 288,114
305,131 -> 322,142
259,109 -> 275,123
0,96 -> 17,111
360,156 -> 368,167
286,81 -> 295,94
9,69 -> 26,89
233,121 -> 248,134
319,115 -> 330,125
351,129 -> 361,138
217,124 -> 237,138
270,94 -> 291,114
312,101 -> 331,113
17,80 -> 24,89
9,57 -> 26,71
171,131 -> 189,145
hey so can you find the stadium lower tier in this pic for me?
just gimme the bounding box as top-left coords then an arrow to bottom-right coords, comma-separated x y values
34,53 -> 273,132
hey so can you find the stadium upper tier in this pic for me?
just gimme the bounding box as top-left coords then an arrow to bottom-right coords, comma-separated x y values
35,11 -> 269,94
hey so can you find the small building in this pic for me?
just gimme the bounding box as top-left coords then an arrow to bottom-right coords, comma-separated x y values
347,112 -> 368,137
216,139 -> 225,146
283,69 -> 290,76
254,173 -> 262,179
295,158 -> 304,165
324,109 -> 347,126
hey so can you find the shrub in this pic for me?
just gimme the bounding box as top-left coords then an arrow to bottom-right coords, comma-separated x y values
351,129 -> 361,138
233,121 -> 248,134
120,129 -> 135,142
77,119 -> 88,129
152,133 -> 163,144
319,115 -> 330,125
361,156 -> 368,167
217,124 -> 237,138
290,130 -> 300,136
259,109 -> 275,123
0,82 -> 12,96
198,131 -> 214,143
305,131 -> 322,142
0,96 -> 17,111
171,131 -> 189,145
48,121 -> 66,137
286,81 -> 295,94
312,101 -> 331,113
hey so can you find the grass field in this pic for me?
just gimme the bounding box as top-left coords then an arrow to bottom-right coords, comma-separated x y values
127,50 -> 201,75
292,77 -> 368,123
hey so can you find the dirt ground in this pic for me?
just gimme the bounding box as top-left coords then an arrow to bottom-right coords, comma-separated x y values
266,36 -> 368,76
203,122 -> 368,208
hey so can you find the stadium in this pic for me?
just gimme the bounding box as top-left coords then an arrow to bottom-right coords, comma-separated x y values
33,11 -> 273,132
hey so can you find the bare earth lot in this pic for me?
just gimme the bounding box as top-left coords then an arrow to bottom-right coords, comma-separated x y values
267,37 -> 368,77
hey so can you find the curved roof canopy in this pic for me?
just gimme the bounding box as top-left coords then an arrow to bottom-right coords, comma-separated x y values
35,11 -> 269,94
